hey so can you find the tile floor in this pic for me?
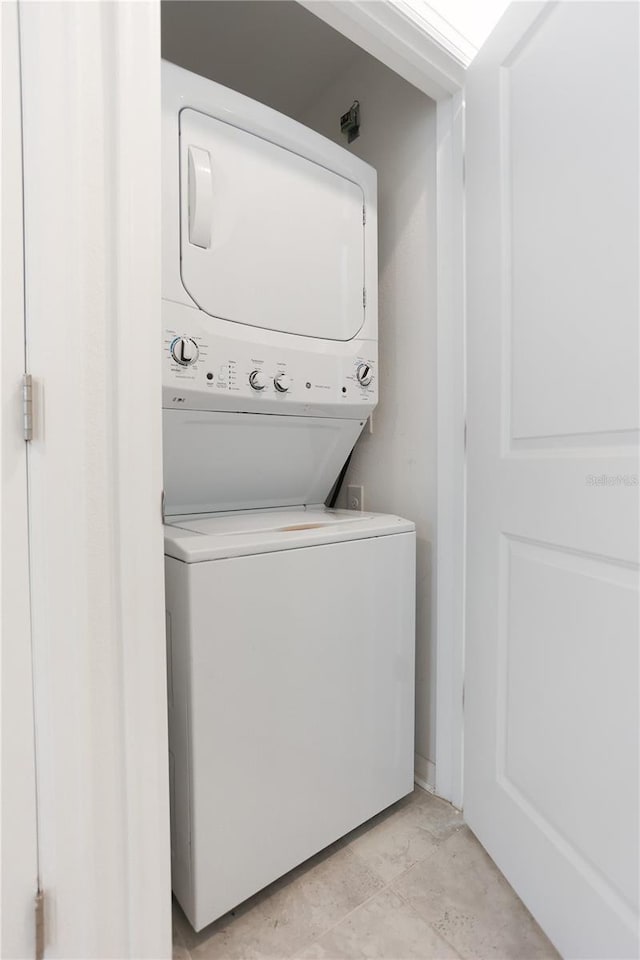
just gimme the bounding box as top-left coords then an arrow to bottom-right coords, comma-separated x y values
172,787 -> 559,960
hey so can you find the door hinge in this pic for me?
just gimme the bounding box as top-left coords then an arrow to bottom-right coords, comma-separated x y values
363,288 -> 366,309
35,889 -> 45,960
23,374 -> 33,441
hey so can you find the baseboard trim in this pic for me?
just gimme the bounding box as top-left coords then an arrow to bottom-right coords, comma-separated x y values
414,754 -> 436,794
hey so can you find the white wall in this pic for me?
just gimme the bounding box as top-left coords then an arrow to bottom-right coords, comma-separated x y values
296,61 -> 438,777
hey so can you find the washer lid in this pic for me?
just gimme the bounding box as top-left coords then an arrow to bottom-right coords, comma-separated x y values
163,410 -> 365,518
179,108 -> 365,341
164,508 -> 414,562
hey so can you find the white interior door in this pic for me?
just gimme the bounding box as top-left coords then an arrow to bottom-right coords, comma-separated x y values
464,3 -> 639,958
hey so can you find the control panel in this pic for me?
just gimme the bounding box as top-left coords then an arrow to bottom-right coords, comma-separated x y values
162,327 -> 377,419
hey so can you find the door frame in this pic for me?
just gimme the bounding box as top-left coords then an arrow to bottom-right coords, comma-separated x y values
13,2 -> 467,957
1,2 -> 40,956
301,1 -> 467,807
17,2 -> 171,957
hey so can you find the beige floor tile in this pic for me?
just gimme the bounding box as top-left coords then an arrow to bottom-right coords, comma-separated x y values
392,827 -> 559,960
173,899 -> 200,952
184,844 -> 384,960
172,902 -> 192,959
347,802 -> 440,884
294,887 -> 461,960
344,788 -> 463,885
173,940 -> 192,960
294,945 -> 333,959
406,789 -> 465,842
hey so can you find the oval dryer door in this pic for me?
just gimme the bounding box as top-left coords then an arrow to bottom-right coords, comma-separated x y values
179,108 -> 365,342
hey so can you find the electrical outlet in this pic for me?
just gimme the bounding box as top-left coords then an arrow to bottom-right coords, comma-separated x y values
347,484 -> 364,511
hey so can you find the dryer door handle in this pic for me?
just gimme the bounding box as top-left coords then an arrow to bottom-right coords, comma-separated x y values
188,145 -> 213,249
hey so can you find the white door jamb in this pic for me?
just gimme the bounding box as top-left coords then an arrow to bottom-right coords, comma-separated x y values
18,2 -> 171,956
1,3 -> 40,956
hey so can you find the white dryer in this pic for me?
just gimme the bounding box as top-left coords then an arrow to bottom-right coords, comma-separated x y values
161,61 -> 416,932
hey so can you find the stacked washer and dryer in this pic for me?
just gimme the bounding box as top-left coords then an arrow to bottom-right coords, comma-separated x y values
162,61 -> 416,932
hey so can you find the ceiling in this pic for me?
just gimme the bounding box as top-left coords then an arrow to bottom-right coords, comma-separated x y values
161,1 -> 367,118
399,0 -> 510,62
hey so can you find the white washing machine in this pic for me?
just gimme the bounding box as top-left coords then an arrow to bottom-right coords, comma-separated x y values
162,61 -> 416,932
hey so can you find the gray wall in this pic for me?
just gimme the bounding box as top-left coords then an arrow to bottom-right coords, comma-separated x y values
161,1 -> 365,117
296,61 -> 438,774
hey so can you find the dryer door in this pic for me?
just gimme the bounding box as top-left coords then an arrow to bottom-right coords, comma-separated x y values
179,108 -> 365,341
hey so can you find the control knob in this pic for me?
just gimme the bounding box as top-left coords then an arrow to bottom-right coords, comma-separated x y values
356,362 -> 373,387
170,337 -> 199,366
249,369 -> 268,391
274,374 -> 291,393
